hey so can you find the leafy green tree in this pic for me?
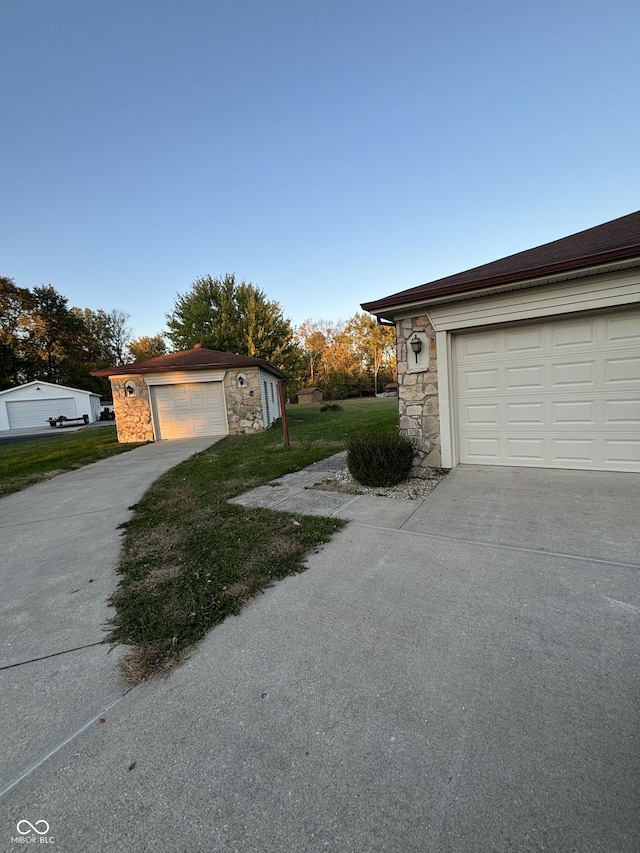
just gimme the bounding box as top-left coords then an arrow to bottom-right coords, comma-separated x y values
69,307 -> 131,393
72,308 -> 121,366
127,333 -> 168,362
20,285 -> 87,384
104,309 -> 132,365
0,277 -> 33,389
0,278 -> 133,394
166,274 -> 301,380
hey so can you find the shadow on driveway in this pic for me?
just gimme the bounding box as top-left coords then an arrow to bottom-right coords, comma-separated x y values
2,462 -> 639,852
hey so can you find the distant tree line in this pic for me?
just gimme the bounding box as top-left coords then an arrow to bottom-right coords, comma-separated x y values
0,276 -> 165,395
165,274 -> 397,399
1,272 -> 396,401
295,315 -> 396,399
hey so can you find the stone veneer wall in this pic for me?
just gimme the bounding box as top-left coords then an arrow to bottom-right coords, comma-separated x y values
110,375 -> 154,443
396,314 -> 442,470
224,368 -> 266,434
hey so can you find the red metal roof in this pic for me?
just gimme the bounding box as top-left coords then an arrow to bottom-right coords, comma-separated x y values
362,210 -> 640,315
92,346 -> 286,379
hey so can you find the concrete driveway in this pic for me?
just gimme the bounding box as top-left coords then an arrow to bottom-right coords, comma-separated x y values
1,459 -> 638,852
0,438 -> 218,792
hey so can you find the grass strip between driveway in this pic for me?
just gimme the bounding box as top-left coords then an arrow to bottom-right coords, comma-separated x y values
107,398 -> 399,683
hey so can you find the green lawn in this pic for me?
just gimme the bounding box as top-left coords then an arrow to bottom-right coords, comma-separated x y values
109,397 -> 398,682
0,425 -> 143,497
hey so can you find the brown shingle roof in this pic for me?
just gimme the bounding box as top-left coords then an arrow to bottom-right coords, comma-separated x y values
92,346 -> 286,379
362,210 -> 640,315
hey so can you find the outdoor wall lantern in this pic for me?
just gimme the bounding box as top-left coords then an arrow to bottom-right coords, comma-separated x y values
410,334 -> 423,364
237,373 -> 247,388
124,383 -> 136,397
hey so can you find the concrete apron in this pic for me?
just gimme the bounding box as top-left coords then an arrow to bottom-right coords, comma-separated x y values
2,461 -> 639,852
0,437 -> 219,796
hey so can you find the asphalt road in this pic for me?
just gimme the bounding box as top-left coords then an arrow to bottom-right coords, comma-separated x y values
0,431 -> 71,446
0,422 -> 113,446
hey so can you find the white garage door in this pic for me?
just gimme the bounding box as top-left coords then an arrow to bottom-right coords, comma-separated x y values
454,308 -> 640,472
152,382 -> 227,440
7,397 -> 77,429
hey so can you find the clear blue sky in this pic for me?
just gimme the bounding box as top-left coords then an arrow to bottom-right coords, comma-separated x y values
2,0 -> 639,341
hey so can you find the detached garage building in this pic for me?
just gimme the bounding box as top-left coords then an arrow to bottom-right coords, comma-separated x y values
92,345 -> 285,443
362,210 -> 640,473
0,381 -> 101,431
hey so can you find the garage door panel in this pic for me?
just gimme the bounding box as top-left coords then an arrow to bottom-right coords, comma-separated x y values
605,356 -> 640,385
506,402 -> 544,425
465,404 -> 500,425
603,398 -> 640,425
551,360 -> 596,388
464,368 -> 500,392
551,400 -> 595,425
460,333 -> 499,358
506,437 -> 546,462
505,327 -> 543,353
604,439 -> 640,466
454,308 -> 640,472
605,314 -> 640,343
505,365 -> 544,390
551,438 -> 596,463
551,319 -> 597,348
464,437 -> 501,461
152,382 -> 227,440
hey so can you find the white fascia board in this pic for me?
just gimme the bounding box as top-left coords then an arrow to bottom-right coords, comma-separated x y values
427,269 -> 640,333
143,370 -> 227,386
373,261 -> 640,327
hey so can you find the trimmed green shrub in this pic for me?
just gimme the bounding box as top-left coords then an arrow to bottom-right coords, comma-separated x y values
346,429 -> 414,487
320,401 -> 343,412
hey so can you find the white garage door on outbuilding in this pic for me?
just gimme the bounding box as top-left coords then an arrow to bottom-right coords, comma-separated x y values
7,397 -> 77,429
152,382 -> 228,440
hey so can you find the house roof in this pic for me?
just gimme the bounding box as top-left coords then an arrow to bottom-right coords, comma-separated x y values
0,380 -> 100,398
296,387 -> 323,395
91,345 -> 287,379
362,210 -> 640,315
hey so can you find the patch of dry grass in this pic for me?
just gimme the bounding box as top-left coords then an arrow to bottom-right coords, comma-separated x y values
107,398 -> 399,682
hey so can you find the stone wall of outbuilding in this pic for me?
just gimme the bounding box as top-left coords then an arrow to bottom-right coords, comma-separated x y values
110,375 -> 154,443
396,314 -> 442,470
224,368 -> 265,434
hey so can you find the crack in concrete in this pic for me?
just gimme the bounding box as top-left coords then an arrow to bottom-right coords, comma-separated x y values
0,641 -> 107,672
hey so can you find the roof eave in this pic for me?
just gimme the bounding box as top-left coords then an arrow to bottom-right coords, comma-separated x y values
361,246 -> 640,317
91,362 -> 287,380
